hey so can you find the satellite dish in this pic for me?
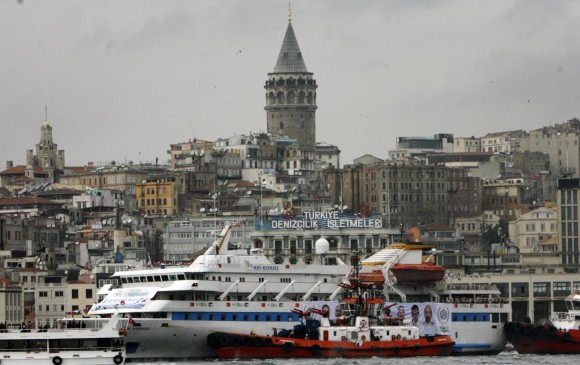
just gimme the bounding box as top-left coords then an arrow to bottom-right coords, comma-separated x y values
90,274 -> 94,279
247,191 -> 252,195
343,205 -> 348,210
200,208 -> 206,213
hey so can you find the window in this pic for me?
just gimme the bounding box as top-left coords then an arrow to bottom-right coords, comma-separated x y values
86,289 -> 93,299
71,289 -> 78,299
533,282 -> 549,297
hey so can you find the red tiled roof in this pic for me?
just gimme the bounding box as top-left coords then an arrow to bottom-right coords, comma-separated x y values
65,166 -> 96,174
0,165 -> 46,175
422,223 -> 453,231
0,196 -> 62,206
35,189 -> 84,196
0,278 -> 20,286
18,268 -> 45,273
226,180 -> 255,188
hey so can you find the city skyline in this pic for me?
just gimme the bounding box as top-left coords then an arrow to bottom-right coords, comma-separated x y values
2,1 -> 580,167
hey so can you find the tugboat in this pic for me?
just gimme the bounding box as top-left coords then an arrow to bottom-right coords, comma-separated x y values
207,253 -> 455,359
505,290 -> 580,354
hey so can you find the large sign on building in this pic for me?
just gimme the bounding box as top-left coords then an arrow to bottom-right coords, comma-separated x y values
271,211 -> 382,230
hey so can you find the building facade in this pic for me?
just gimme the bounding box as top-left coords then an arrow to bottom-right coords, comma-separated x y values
557,178 -> 580,267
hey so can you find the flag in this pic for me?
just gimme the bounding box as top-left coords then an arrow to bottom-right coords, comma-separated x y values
128,317 -> 136,326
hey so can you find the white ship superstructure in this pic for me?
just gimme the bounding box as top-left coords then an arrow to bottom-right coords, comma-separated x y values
89,223 -> 351,360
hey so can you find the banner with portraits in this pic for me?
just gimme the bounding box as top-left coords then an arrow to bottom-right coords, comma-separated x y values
382,302 -> 451,336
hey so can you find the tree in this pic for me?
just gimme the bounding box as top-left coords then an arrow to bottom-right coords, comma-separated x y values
480,220 -> 509,249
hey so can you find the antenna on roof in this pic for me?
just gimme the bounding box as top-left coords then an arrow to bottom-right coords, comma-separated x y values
45,106 -> 48,122
288,2 -> 292,22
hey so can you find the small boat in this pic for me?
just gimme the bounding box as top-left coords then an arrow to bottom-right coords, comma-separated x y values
207,252 -> 455,359
389,262 -> 446,284
505,290 -> 580,354
0,313 -> 127,365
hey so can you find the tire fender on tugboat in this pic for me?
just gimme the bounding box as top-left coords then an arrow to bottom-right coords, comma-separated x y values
563,332 -> 572,341
310,344 -> 322,355
207,332 -> 219,348
52,356 -> 63,365
218,333 -> 231,347
283,341 -> 294,353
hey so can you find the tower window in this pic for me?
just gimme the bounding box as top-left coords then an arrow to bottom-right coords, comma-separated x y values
283,52 -> 288,60
280,122 -> 284,130
298,92 -> 305,104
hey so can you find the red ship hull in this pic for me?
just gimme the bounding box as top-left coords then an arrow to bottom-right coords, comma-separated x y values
209,332 -> 454,359
390,264 -> 445,284
505,322 -> 580,354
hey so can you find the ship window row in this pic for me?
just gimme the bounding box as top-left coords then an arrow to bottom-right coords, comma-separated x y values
451,313 -> 490,322
171,312 -> 300,322
0,338 -> 121,351
120,274 -> 186,283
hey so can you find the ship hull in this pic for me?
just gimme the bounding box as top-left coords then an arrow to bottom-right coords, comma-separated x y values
505,322 -> 580,354
118,311 -> 506,359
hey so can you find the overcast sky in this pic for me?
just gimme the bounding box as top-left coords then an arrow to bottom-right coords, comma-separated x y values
2,1 -> 580,168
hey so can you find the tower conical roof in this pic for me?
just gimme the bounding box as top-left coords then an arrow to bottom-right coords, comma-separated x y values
273,22 -> 308,73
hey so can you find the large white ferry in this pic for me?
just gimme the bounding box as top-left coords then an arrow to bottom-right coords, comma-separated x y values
89,223 -> 351,360
89,223 -> 510,359
361,239 -> 510,355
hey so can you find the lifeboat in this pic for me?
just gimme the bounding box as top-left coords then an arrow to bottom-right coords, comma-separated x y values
389,262 -> 445,284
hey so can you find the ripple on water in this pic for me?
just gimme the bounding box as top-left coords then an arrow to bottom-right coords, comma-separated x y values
128,353 -> 580,365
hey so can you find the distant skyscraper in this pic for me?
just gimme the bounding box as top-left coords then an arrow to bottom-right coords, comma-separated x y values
265,13 -> 317,150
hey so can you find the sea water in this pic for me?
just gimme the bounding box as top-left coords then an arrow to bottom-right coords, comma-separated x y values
134,353 -> 579,365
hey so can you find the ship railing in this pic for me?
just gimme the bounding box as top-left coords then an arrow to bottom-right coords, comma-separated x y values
442,297 -> 506,304
437,282 -> 497,292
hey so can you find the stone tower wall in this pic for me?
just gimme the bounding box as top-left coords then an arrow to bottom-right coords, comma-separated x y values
265,72 -> 317,150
